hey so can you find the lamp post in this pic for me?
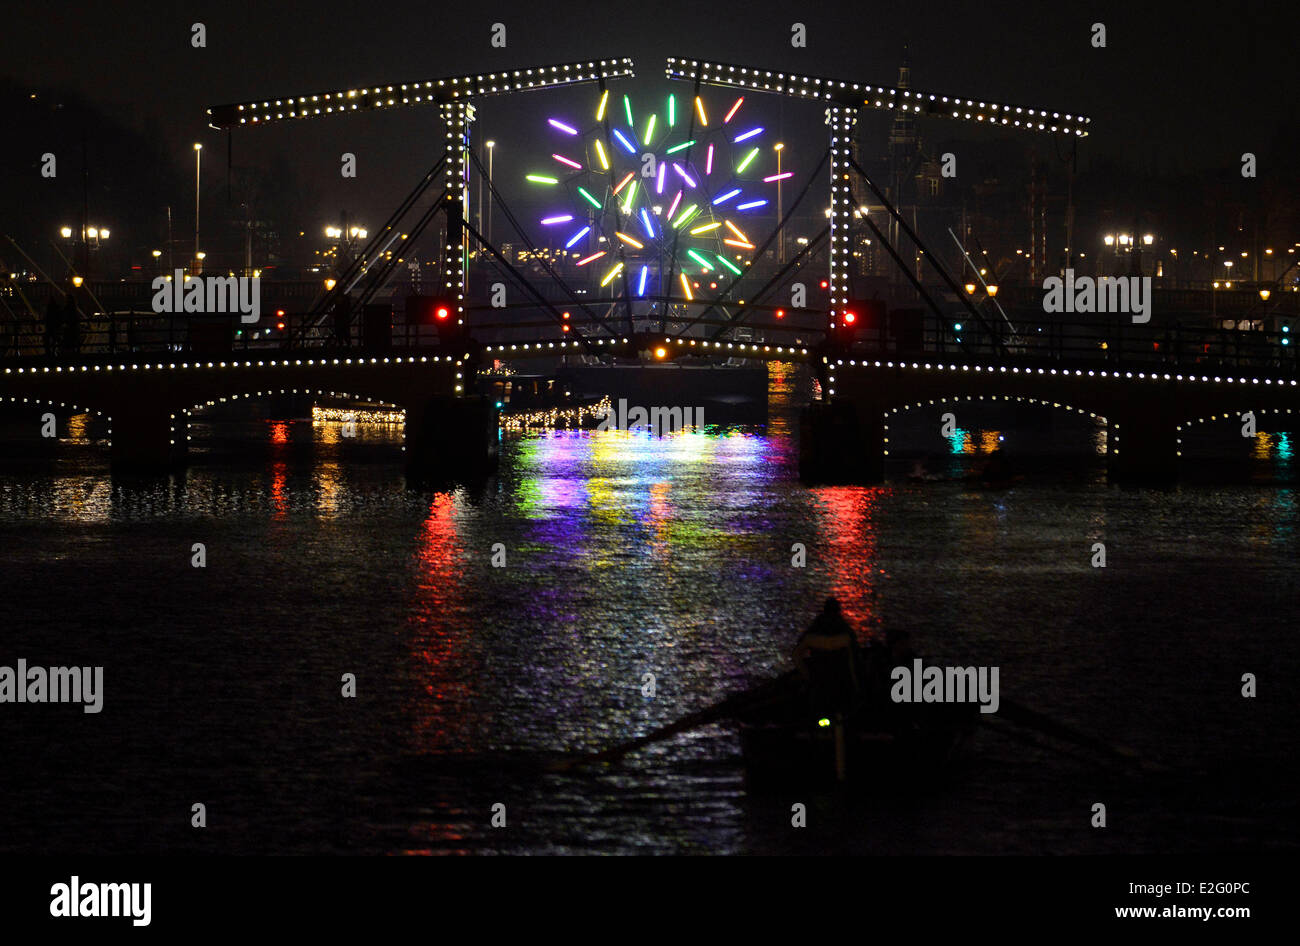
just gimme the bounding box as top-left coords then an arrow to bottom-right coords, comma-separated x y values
193,143 -> 202,274
774,142 -> 784,264
486,140 -> 495,246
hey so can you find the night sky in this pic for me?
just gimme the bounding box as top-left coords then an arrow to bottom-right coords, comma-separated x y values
2,0 -> 1294,261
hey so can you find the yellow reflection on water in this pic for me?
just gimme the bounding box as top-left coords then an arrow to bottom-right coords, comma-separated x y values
1253,432 -> 1273,461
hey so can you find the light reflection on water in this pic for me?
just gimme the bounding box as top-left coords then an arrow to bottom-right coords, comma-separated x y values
0,385 -> 1298,854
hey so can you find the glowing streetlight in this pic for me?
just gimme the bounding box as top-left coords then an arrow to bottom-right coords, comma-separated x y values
59,226 -> 72,239
485,139 -> 496,245
774,142 -> 785,263
1259,289 -> 1271,301
1142,234 -> 1154,246
986,284 -> 999,297
1104,234 -> 1115,246
193,142 -> 203,272
324,278 -> 337,291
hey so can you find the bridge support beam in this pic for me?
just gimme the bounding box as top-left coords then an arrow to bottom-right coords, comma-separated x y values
799,398 -> 882,484
110,406 -> 187,473
1107,402 -> 1179,484
405,395 -> 499,482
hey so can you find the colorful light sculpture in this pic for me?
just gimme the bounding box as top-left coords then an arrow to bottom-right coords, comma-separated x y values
525,92 -> 789,300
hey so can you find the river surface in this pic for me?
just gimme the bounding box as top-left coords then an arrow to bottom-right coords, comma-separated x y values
1,365 -> 1296,854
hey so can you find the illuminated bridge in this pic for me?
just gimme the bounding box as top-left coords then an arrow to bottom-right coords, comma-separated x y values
5,57 -> 1300,481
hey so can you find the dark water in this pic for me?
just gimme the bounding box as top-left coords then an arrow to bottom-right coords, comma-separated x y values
1,366 -> 1297,855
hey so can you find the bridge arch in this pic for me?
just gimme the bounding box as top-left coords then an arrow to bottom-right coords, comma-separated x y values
1,393 -> 111,445
1175,407 -> 1300,460
175,387 -> 407,451
879,393 -> 1108,460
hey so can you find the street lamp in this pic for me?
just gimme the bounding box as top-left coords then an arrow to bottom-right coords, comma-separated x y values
193,143 -> 203,273
60,226 -> 72,239
774,142 -> 784,263
485,140 -> 495,246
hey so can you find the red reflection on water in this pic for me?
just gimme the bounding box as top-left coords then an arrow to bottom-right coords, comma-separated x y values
402,493 -> 480,851
407,493 -> 476,752
811,486 -> 885,641
269,462 -> 288,519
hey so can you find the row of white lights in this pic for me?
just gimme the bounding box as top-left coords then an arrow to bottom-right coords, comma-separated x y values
827,106 -> 855,330
3,355 -> 462,374
214,59 -> 635,126
172,390 -> 403,445
825,359 -> 1300,388
444,101 -> 471,328
481,338 -> 810,356
881,394 -> 1104,456
1175,409 -> 1298,457
667,59 -> 1090,137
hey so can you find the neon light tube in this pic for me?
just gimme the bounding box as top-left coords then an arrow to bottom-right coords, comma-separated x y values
601,261 -> 624,286
686,248 -> 713,270
612,129 -> 636,153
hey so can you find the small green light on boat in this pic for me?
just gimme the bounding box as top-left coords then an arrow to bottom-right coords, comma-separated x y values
818,718 -> 830,728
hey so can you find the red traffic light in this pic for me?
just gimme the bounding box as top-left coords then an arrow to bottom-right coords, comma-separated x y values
775,308 -> 786,319
820,280 -> 829,289
843,311 -> 857,325
405,295 -> 456,325
276,321 -> 286,331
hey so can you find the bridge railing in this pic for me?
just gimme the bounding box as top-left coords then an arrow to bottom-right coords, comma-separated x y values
0,309 -> 458,362
847,308 -> 1300,376
3,302 -> 1299,379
